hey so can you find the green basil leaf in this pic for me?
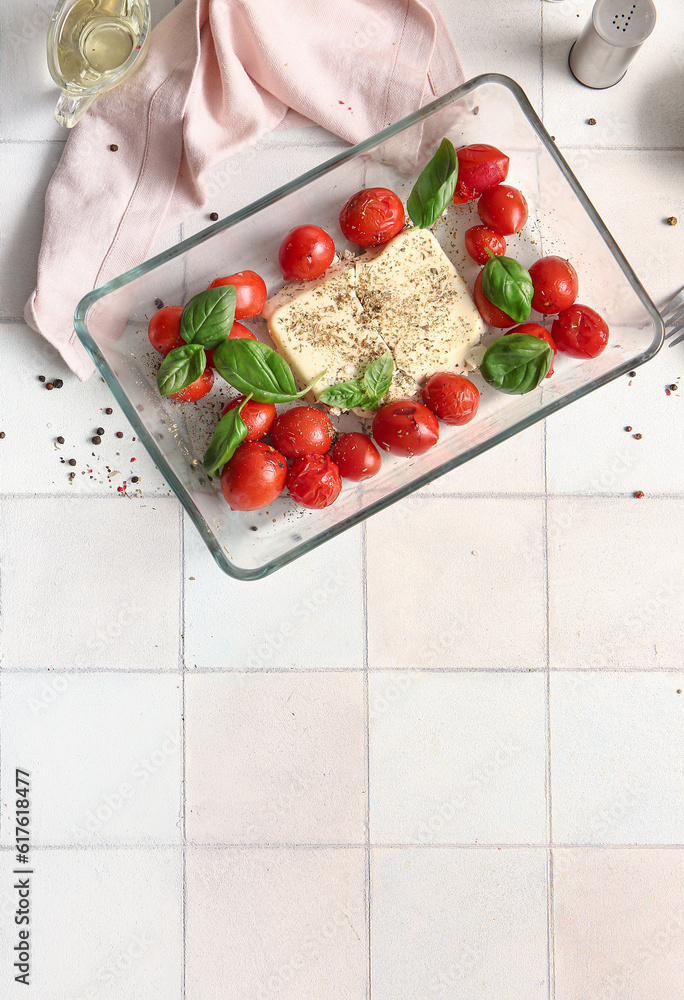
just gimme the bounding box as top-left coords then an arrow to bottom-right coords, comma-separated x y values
481,254 -> 533,325
156,343 -> 206,397
407,137 -> 459,229
180,286 -> 237,349
362,351 -> 394,404
203,403 -> 249,476
319,379 -> 367,409
213,338 -> 323,403
480,333 -> 553,394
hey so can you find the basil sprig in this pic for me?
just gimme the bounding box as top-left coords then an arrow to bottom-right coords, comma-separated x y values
213,338 -> 323,404
480,333 -> 553,394
157,342 -> 207,396
319,352 -> 394,410
203,396 -> 251,475
181,286 -> 237,350
407,137 -> 458,229
481,253 -> 533,324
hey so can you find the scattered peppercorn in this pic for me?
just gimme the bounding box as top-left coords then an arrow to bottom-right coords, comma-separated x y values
53,378 -> 63,388
587,118 -> 597,125
629,371 -> 636,377
634,433 -> 642,440
667,217 -> 678,226
209,212 -> 219,221
69,472 -> 75,481
670,384 -> 678,391
92,435 -> 101,445
56,436 -> 65,444
0,432 -> 5,439
116,431 -> 124,438
130,457 -> 136,462
678,690 -> 683,695
105,407 -> 113,414
550,135 -> 556,141
117,485 -> 124,492
96,426 -> 105,435
131,476 -> 139,483
46,382 -> 54,390
109,143 -> 118,151
625,426 -> 632,432
154,298 -> 164,310
68,458 -> 76,466
634,491 -> 644,499
38,375 -> 46,382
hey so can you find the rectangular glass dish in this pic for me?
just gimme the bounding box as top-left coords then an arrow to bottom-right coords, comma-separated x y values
75,74 -> 664,580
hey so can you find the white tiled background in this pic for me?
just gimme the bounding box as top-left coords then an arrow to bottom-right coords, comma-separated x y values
1,1 -> 683,998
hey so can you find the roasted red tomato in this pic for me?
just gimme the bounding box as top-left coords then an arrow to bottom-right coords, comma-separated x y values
168,365 -> 214,402
464,225 -> 507,265
422,373 -> 480,425
372,399 -> 439,457
339,187 -> 405,247
207,270 -> 267,318
269,406 -> 334,459
148,305 -> 184,355
505,323 -> 557,377
529,256 -> 579,314
286,454 -> 342,509
477,185 -> 528,235
206,322 -> 257,367
473,271 -> 516,328
454,144 -> 510,202
220,441 -> 287,511
332,432 -> 382,481
222,396 -> 276,441
279,225 -> 335,281
552,305 -> 610,358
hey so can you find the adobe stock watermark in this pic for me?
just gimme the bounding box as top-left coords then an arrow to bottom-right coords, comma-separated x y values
604,907 -> 684,999
72,931 -> 153,1000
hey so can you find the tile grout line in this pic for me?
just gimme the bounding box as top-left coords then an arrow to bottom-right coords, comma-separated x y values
542,416 -> 556,1000
3,665 -> 682,675
361,521 -> 371,1000
178,504 -> 187,1000
7,841 -> 684,851
4,490 -> 684,502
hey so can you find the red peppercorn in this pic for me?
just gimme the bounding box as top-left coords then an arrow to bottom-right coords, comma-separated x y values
634,491 -> 644,499
116,431 -> 124,438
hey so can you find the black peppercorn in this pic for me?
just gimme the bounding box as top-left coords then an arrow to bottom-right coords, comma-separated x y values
57,436 -> 65,444
209,212 -> 219,221
154,298 -> 164,310
92,435 -> 101,445
105,407 -> 113,414
109,143 -> 118,151
68,458 -> 76,466
38,375 -> 46,382
96,427 -> 105,435
53,378 -> 64,388
0,432 -> 5,439
629,371 -> 636,377
670,384 -> 678,391
131,476 -> 139,483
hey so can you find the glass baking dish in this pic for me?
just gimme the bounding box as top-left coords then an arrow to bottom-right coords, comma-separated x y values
74,73 -> 663,580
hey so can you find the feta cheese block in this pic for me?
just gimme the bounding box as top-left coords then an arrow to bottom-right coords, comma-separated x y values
261,228 -> 483,407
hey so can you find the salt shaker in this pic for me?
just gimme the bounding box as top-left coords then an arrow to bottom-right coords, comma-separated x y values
569,0 -> 657,89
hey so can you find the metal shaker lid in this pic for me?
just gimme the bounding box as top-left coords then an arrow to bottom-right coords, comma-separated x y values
593,0 -> 657,48
569,0 -> 657,89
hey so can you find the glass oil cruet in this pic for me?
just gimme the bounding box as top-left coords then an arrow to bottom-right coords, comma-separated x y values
46,0 -> 151,128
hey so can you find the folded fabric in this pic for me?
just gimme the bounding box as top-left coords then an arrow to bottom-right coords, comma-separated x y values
26,0 -> 464,379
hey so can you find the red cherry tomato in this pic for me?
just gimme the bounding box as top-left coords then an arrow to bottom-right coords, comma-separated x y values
372,399 -> 439,457
529,256 -> 579,314
464,226 -> 507,265
287,455 -> 342,509
477,185 -> 528,235
279,225 -> 335,281
147,305 -> 184,355
505,323 -> 557,377
207,270 -> 267,318
422,373 -> 480,425
339,187 -> 405,247
454,144 -> 510,202
473,271 -> 516,328
222,396 -> 276,441
220,441 -> 287,511
206,322 -> 257,367
168,365 -> 214,402
269,406 -> 334,459
332,432 -> 382,481
551,305 -> 610,359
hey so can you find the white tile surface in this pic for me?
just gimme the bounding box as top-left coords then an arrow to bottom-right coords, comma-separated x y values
0,672 -> 182,846
0,847 -> 182,1000
185,847 -> 366,1000
547,496 -> 684,670
370,847 -> 548,1000
369,671 -> 547,844
366,497 -> 547,670
550,672 -> 684,844
183,520 -> 364,670
0,496 -> 181,670
185,672 -> 366,844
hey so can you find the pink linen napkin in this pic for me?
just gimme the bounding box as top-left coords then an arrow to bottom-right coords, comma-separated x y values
26,0 -> 464,380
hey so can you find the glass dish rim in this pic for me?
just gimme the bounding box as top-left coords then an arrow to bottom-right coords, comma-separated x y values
74,72 -> 665,581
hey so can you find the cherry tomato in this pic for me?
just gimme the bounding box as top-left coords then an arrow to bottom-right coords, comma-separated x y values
529,256 -> 579,314
168,365 -> 214,402
279,225 -> 335,281
222,396 -> 276,441
464,226 -> 507,265
206,322 -> 257,367
473,271 -> 516,328
422,373 -> 480,425
220,441 -> 287,511
147,305 -> 184,355
454,144 -> 510,202
269,406 -> 334,459
372,399 -> 439,457
551,305 -> 610,359
477,185 -> 528,235
339,187 -> 405,247
286,454 -> 342,509
207,270 -> 267,318
505,323 -> 557,377
332,432 -> 382,481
